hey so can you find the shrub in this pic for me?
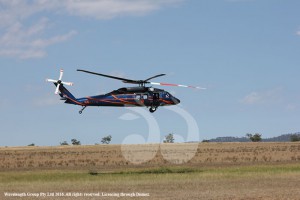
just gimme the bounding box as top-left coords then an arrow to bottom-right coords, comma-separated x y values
163,133 -> 175,143
101,135 -> 112,144
71,139 -> 81,145
246,133 -> 262,142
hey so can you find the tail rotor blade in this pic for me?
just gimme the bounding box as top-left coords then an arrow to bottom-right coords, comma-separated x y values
55,84 -> 60,94
58,69 -> 63,80
62,81 -> 74,86
46,79 -> 57,83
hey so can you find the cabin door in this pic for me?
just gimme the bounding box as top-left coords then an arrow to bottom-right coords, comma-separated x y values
152,93 -> 160,106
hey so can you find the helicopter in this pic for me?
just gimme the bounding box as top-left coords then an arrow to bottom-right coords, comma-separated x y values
46,69 -> 205,114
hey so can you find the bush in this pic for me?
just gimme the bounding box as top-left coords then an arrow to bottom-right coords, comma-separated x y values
101,135 -> 112,144
71,139 -> 81,145
246,133 -> 262,142
163,133 -> 174,143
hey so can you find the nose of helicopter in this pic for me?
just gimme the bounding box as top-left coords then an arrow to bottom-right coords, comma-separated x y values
172,97 -> 180,104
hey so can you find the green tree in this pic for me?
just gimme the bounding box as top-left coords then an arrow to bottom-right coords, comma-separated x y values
71,138 -> 81,145
163,133 -> 175,143
101,135 -> 112,144
28,143 -> 35,146
246,133 -> 262,142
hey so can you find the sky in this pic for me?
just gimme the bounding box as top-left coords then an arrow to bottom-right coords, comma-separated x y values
0,0 -> 300,146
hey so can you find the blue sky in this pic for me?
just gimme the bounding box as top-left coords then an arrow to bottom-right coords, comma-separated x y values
0,0 -> 300,146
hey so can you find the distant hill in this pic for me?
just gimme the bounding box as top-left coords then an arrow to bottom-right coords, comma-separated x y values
209,136 -> 250,142
262,133 -> 300,142
208,133 -> 300,142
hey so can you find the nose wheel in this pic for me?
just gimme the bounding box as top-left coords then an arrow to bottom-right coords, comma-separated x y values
149,107 -> 157,113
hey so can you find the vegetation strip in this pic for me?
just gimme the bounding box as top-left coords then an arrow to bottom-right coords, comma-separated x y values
1,164 -> 300,184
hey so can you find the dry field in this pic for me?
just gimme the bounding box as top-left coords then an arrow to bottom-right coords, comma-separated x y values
1,142 -> 300,171
1,142 -> 300,199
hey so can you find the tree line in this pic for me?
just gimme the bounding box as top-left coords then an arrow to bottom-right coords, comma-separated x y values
59,135 -> 112,146
27,132 -> 300,146
58,133 -> 175,146
203,133 -> 300,143
28,133 -> 176,146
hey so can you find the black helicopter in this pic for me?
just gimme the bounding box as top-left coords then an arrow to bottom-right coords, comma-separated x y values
46,69 -> 205,114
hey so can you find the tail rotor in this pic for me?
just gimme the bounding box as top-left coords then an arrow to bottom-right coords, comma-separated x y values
46,69 -> 74,94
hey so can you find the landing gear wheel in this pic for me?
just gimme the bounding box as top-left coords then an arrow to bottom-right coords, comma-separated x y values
149,107 -> 157,113
79,106 -> 86,114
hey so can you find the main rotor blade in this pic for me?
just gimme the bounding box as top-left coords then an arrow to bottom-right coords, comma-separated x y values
150,82 -> 206,89
77,69 -> 139,84
144,74 -> 166,82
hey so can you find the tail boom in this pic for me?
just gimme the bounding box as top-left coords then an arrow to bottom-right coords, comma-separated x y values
54,83 -> 85,106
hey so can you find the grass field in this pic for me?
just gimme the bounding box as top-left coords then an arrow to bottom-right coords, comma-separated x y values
1,142 -> 300,199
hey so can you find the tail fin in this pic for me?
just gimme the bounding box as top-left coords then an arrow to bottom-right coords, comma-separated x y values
54,83 -> 77,104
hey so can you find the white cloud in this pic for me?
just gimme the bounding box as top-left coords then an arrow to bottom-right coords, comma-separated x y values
62,0 -> 183,19
0,0 -> 183,59
0,17 -> 77,59
241,87 -> 283,105
0,1 -> 76,59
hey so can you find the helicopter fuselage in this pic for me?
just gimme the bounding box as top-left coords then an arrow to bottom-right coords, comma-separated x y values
60,85 -> 180,113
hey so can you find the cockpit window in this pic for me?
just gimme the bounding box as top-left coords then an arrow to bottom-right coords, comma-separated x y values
135,94 -> 141,100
